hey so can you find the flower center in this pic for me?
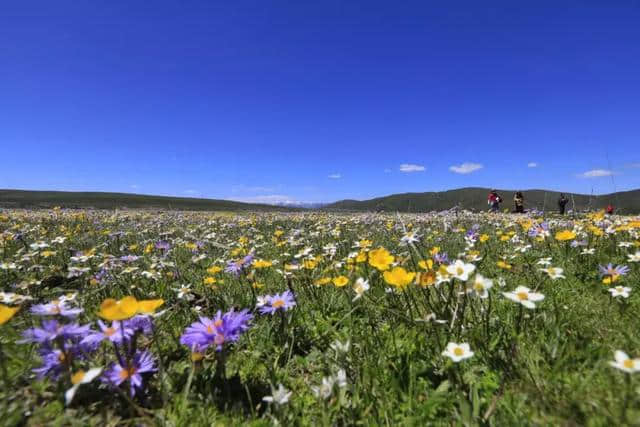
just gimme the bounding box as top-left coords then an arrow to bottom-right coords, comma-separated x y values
105,327 -> 116,337
272,299 -> 285,308
453,347 -> 464,356
119,367 -> 136,380
623,359 -> 634,369
456,267 -> 464,275
516,291 -> 529,301
71,370 -> 85,385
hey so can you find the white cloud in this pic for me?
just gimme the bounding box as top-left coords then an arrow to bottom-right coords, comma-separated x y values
327,173 -> 341,179
578,169 -> 615,178
399,163 -> 425,173
184,189 -> 201,196
449,162 -> 483,174
231,194 -> 319,206
527,162 -> 538,168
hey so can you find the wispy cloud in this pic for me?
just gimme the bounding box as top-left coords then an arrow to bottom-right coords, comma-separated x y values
449,162 -> 483,174
399,163 -> 425,173
231,194 -> 318,206
327,173 -> 341,179
578,169 -> 615,178
527,162 -> 538,168
184,189 -> 201,196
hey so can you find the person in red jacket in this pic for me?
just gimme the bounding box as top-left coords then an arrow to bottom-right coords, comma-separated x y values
488,190 -> 502,212
606,204 -> 614,215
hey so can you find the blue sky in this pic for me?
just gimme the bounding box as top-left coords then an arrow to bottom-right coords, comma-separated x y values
1,1 -> 639,204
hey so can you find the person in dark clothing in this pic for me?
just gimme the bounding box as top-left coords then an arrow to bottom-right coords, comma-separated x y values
558,194 -> 568,215
514,191 -> 524,213
488,190 -> 502,212
606,204 -> 614,215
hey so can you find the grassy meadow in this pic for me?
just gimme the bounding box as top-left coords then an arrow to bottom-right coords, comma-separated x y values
1,208 -> 640,426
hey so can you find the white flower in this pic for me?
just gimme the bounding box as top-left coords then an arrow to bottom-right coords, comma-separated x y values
442,342 -> 474,362
502,286 -> 544,309
256,295 -> 269,308
335,369 -> 347,388
497,277 -> 507,287
467,274 -> 493,299
311,376 -> 335,399
175,284 -> 194,300
65,368 -> 102,405
536,257 -> 552,266
608,286 -> 631,298
627,251 -> 640,262
262,384 -> 292,405
330,339 -> 351,354
446,260 -> 476,281
540,267 -> 565,280
609,350 -> 640,373
618,241 -> 633,248
581,248 -> 596,255
400,231 -> 421,246
352,278 -> 370,301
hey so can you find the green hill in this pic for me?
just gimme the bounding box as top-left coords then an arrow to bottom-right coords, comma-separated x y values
0,189 -> 302,212
325,187 -> 640,214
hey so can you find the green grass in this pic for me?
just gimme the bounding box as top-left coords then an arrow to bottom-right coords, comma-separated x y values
0,209 -> 639,425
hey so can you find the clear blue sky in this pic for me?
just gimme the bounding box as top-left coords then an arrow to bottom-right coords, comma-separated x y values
2,1 -> 639,204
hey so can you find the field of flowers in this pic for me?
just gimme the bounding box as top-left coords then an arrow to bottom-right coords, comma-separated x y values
1,208 -> 640,425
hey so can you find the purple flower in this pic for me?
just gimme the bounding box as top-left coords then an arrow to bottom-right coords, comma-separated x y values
570,240 -> 587,248
21,320 -> 91,344
224,253 -> 255,276
81,320 -> 133,347
179,309 -> 253,352
259,291 -> 296,315
33,347 -> 67,380
528,222 -> 549,238
103,350 -> 156,396
124,315 -> 154,335
119,255 -> 139,263
155,240 -> 171,251
31,300 -> 83,317
433,252 -> 449,264
598,263 -> 630,277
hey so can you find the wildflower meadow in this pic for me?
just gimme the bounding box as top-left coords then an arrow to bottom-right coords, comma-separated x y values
1,208 -> 640,425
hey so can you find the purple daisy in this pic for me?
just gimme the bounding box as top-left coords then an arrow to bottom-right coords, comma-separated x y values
598,263 -> 630,277
21,319 -> 91,344
259,291 -> 296,315
31,300 -> 83,317
433,252 -> 449,264
81,320 -> 133,347
155,240 -> 171,251
179,309 -> 253,352
103,350 -> 157,396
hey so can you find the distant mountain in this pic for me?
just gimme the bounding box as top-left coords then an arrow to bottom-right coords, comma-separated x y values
324,187 -> 640,214
0,189 -> 305,211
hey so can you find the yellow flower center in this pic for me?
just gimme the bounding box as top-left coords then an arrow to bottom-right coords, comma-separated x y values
456,267 -> 464,275
71,370 -> 85,385
453,347 -> 464,356
623,359 -> 634,369
272,299 -> 285,308
516,291 -> 529,301
105,327 -> 116,337
119,367 -> 136,380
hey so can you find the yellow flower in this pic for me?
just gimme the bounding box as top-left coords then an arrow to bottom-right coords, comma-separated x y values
0,304 -> 20,325
332,276 -> 349,287
368,247 -> 395,271
430,247 -> 440,256
128,244 -> 138,251
204,276 -> 217,285
184,242 -> 197,250
252,259 -> 273,269
496,260 -> 512,270
206,266 -> 222,275
383,267 -> 416,291
303,259 -> 317,270
555,230 -> 576,241
418,259 -> 434,270
314,277 -> 331,286
252,282 -> 264,289
98,296 -> 164,321
479,234 -> 490,243
144,243 -> 154,254
358,239 -> 373,248
414,271 -> 436,288
355,251 -> 367,263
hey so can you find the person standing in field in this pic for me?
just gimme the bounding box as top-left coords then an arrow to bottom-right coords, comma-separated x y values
558,194 -> 568,215
488,190 -> 502,212
514,191 -> 524,213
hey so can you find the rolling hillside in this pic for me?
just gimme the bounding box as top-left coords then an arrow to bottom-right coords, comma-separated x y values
325,187 -> 640,214
0,190 -> 303,212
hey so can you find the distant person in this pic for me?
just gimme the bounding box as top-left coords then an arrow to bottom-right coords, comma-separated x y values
514,191 -> 524,213
558,194 -> 568,215
606,204 -> 614,215
488,190 -> 502,212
